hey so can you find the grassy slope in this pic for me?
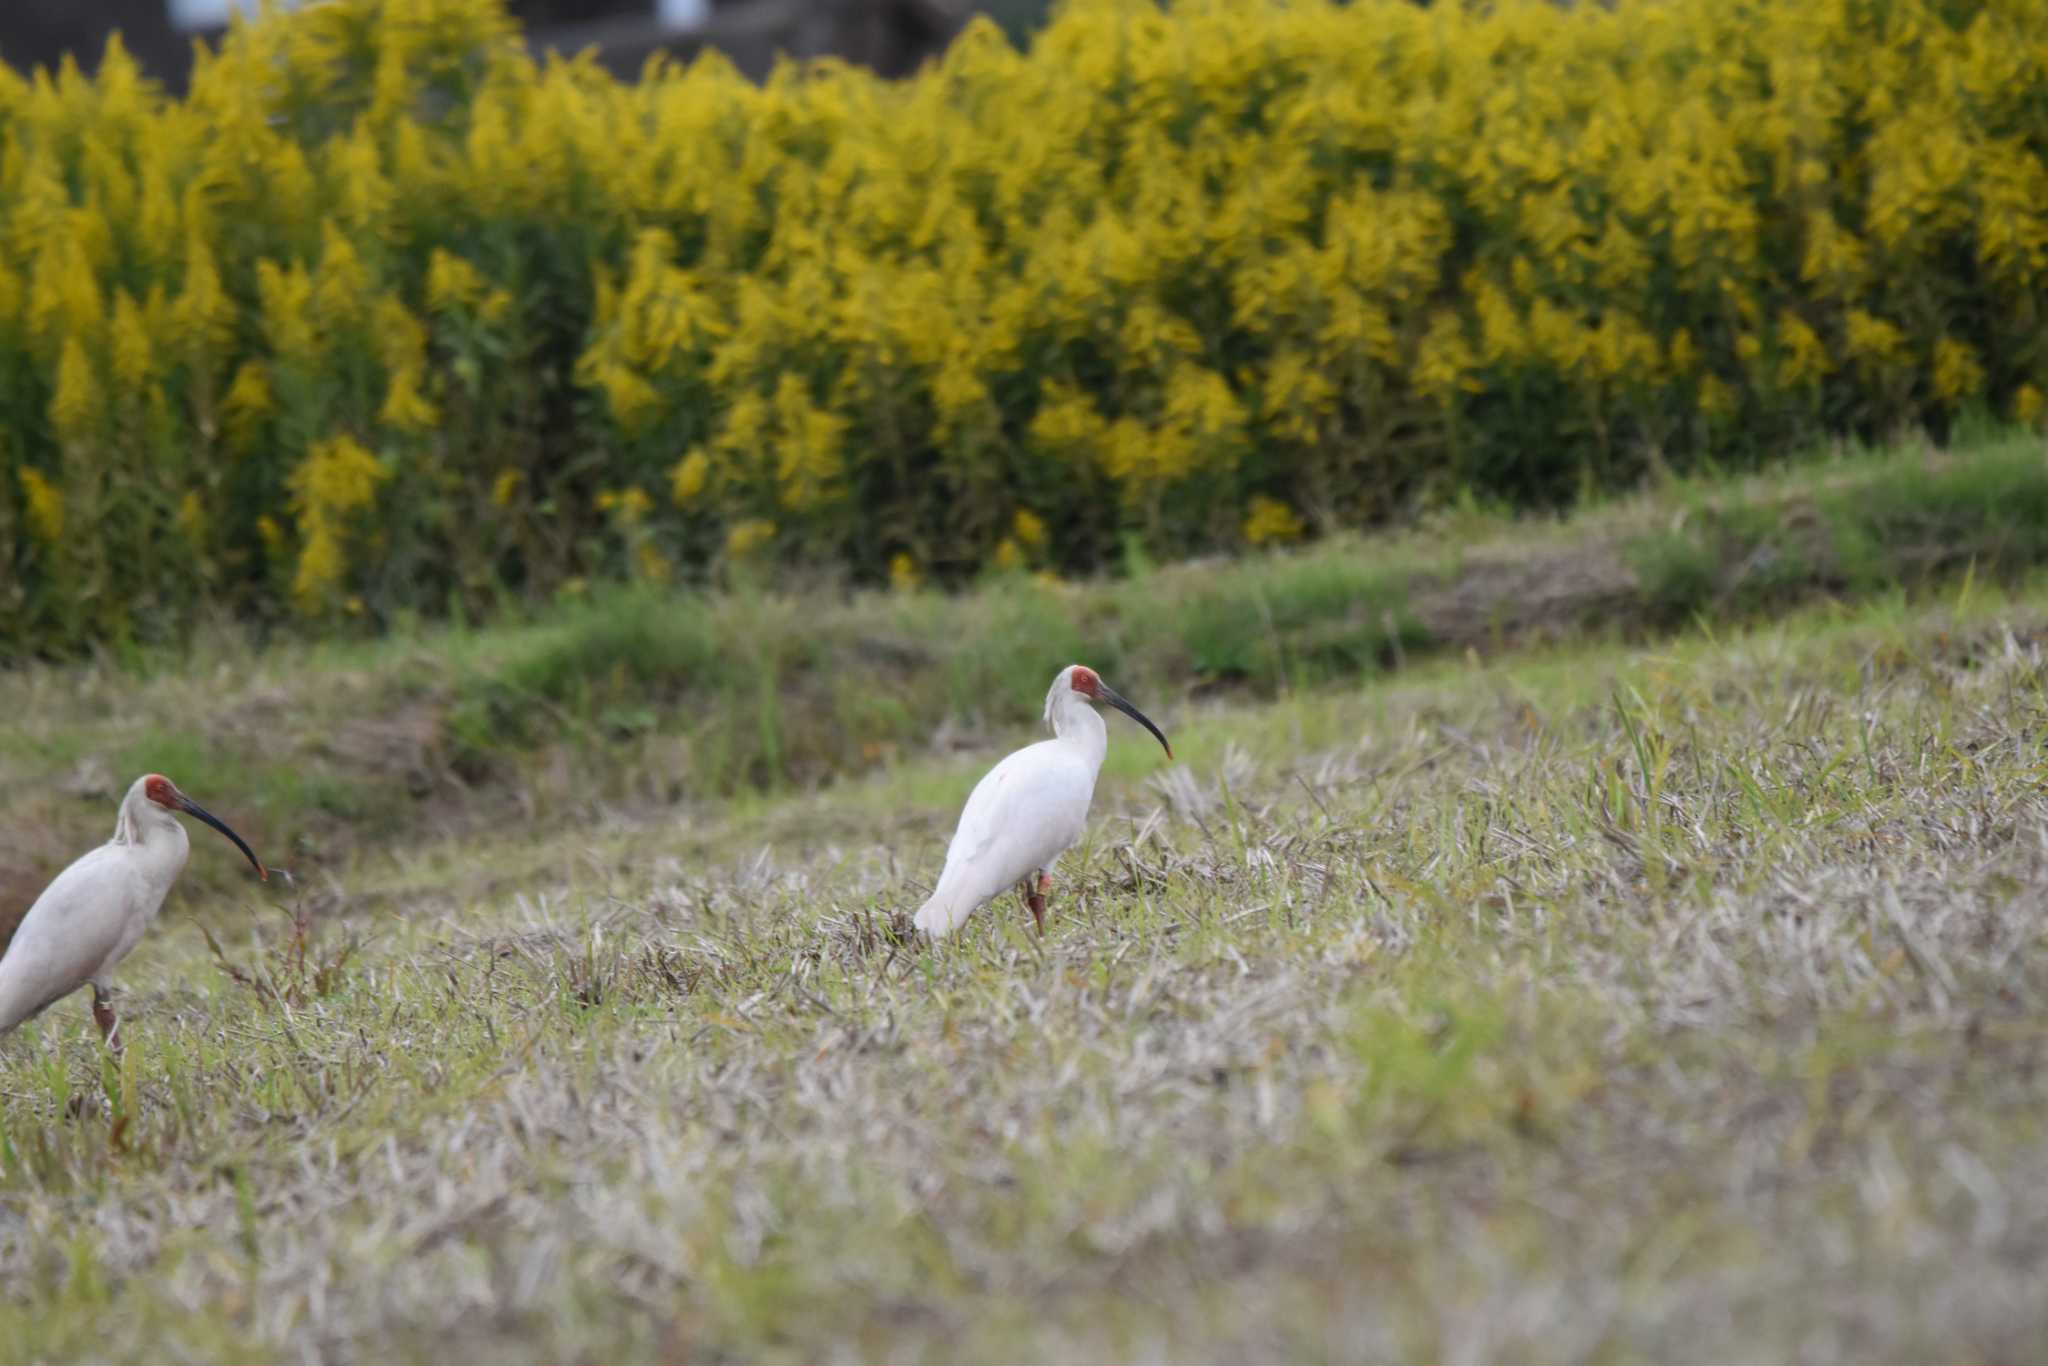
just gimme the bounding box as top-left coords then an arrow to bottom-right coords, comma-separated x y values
4,427 -> 2047,928
1,510 -> 2047,1355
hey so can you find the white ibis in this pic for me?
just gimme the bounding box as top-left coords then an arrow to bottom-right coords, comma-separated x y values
0,774 -> 267,1048
915,664 -> 1172,939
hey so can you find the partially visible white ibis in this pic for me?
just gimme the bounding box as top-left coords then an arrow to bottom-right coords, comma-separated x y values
0,774 -> 267,1048
915,664 -> 1172,940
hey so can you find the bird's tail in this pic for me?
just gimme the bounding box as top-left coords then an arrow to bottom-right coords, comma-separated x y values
913,881 -> 978,939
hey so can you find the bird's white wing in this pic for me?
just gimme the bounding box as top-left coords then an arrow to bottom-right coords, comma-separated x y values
0,845 -> 148,1034
917,741 -> 1096,936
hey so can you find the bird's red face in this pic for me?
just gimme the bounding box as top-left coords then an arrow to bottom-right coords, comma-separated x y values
143,774 -> 183,810
1064,665 -> 1172,759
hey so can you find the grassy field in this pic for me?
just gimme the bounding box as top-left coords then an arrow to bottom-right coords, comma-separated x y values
5,426 -> 2047,921
3,442 -> 2048,1360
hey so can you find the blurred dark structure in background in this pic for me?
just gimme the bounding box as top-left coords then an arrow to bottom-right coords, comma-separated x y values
0,0 -> 1057,90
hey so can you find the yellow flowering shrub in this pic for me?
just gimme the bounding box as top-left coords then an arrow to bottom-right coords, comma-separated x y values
725,518 -> 777,559
1243,496 -> 1307,547
2,0 -> 2045,652
889,552 -> 922,592
288,435 -> 390,611
17,467 -> 63,546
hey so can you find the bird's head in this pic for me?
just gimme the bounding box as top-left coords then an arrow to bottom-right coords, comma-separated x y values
1051,665 -> 1173,759
136,774 -> 268,880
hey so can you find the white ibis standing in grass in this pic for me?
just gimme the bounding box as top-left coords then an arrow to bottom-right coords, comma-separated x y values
915,665 -> 1172,940
0,774 -> 267,1048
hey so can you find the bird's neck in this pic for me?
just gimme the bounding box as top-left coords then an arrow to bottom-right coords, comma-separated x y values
114,801 -> 189,867
1050,699 -> 1108,768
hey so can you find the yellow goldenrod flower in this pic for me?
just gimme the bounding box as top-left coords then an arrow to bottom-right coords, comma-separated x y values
27,235 -> 105,353
889,552 -> 921,592
136,167 -> 180,273
610,487 -> 653,526
2014,383 -> 2046,427
1697,374 -> 1737,419
223,361 -> 275,452
1414,312 -> 1480,402
286,434 -> 390,610
426,249 -> 488,315
293,524 -> 347,609
110,291 -> 157,393
1468,273 -> 1527,369
291,434 -> 388,520
327,127 -> 394,231
595,363 -> 663,433
257,258 -> 321,366
670,449 -> 710,506
170,233 -> 236,361
1931,338 -> 1985,404
1261,350 -> 1337,442
314,223 -> 371,332
771,374 -> 848,512
1776,313 -> 1830,389
18,466 -> 63,545
1243,495 -> 1306,546
1668,329 -> 1700,376
726,518 -> 777,559
373,295 -> 431,377
176,491 -> 207,545
379,365 -> 440,433
1028,383 -> 1103,451
931,350 -> 991,437
49,338 -> 99,443
1843,309 -> 1908,371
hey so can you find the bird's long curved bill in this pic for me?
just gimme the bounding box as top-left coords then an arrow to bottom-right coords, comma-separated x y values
180,799 -> 269,881
1100,685 -> 1173,759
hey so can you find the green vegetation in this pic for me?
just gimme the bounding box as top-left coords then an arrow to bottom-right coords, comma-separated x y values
7,427 -> 2045,897
1625,421 -> 2048,625
1,556 -> 2045,1359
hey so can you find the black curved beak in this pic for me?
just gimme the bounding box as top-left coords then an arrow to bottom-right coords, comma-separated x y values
177,796 -> 269,881
1098,682 -> 1173,760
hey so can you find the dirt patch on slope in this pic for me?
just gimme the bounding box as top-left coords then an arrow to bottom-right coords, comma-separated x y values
1407,539 -> 1640,651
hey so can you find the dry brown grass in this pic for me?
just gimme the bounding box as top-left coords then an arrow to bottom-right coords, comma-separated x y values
0,569 -> 2045,1360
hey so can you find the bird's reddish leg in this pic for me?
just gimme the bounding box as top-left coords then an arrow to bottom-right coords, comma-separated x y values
91,986 -> 122,1054
1023,871 -> 1050,935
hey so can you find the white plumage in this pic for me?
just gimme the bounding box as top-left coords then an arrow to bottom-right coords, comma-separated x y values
0,774 -> 266,1047
916,664 -> 1171,939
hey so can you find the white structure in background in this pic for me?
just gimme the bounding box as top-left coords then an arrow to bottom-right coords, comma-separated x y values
169,0 -> 710,32
658,0 -> 712,25
166,0 -> 290,30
